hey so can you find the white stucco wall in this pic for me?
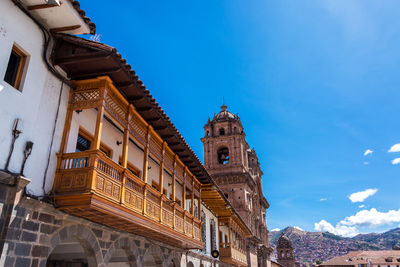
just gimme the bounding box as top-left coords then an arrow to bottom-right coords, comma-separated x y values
0,0 -> 71,196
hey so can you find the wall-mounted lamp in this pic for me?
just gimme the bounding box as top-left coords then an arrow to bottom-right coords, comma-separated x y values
167,183 -> 171,187
20,141 -> 33,176
5,118 -> 22,171
116,141 -> 122,146
75,110 -> 82,114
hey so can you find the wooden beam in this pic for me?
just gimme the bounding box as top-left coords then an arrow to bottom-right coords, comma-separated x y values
70,67 -> 121,79
54,53 -> 110,65
136,106 -> 153,112
146,117 -> 162,122
50,25 -> 81,33
168,142 -> 180,147
153,125 -> 168,131
27,3 -> 61,10
127,95 -> 144,101
160,134 -> 174,139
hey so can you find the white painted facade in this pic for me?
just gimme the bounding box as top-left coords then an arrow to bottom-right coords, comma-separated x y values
0,0 -> 70,196
0,0 -> 91,196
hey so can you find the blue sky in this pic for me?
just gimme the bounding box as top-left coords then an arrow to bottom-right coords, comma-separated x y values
79,0 -> 400,237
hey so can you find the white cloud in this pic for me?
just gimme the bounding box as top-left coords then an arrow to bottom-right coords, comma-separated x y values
293,226 -> 304,231
270,228 -> 280,232
364,149 -> 373,156
349,188 -> 378,203
363,162 -> 369,165
392,158 -> 400,165
314,220 -> 359,237
359,204 -> 365,208
340,208 -> 400,227
315,208 -> 400,237
389,144 -> 400,153
320,198 -> 327,202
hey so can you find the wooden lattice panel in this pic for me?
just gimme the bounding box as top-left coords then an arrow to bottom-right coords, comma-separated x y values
129,115 -> 146,145
104,93 -> 128,128
164,152 -> 174,173
149,135 -> 162,161
71,89 -> 101,110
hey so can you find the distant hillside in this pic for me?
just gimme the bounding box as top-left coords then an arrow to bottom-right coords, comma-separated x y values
269,227 -> 400,265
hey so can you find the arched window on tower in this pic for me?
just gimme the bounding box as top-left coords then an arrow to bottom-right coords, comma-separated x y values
206,130 -> 210,137
217,147 -> 229,165
219,128 -> 225,136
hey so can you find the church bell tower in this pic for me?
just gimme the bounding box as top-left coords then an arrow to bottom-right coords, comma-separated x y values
201,104 -> 272,266
201,104 -> 249,175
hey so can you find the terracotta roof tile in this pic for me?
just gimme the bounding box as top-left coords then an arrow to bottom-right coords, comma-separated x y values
322,251 -> 400,266
70,0 -> 96,34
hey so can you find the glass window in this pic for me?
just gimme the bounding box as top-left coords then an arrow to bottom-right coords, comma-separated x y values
4,45 -> 27,90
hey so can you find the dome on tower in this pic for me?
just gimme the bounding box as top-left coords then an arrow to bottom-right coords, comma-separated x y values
212,104 -> 237,122
277,233 -> 292,249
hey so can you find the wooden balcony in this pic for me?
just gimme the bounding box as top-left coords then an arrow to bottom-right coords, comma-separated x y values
53,149 -> 202,249
219,243 -> 247,266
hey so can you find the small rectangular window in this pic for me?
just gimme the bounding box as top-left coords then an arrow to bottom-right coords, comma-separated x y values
4,45 -> 27,90
76,128 -> 113,158
76,134 -> 91,152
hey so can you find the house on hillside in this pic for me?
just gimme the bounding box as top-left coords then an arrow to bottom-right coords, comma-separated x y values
320,250 -> 400,267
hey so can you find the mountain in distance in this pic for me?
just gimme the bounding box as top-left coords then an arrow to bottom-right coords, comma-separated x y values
268,227 -> 400,265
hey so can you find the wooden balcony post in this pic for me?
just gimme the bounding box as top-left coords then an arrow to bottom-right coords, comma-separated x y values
159,142 -> 166,194
59,90 -> 74,154
91,88 -> 107,150
228,219 -> 232,248
142,126 -> 151,215
191,177 -> 195,238
172,155 -> 176,229
159,142 -> 166,223
142,125 -> 151,183
182,170 -> 186,212
121,105 -> 132,169
197,195 -> 201,220
191,178 -> 194,215
120,105 -> 132,205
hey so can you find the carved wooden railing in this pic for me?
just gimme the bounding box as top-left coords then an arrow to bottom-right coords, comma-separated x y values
54,150 -> 201,241
219,242 -> 247,265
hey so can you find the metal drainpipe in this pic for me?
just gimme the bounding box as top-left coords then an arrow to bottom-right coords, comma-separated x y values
41,81 -> 64,195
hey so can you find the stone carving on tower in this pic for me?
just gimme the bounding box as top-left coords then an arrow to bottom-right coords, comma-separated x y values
201,104 -> 272,266
277,234 -> 295,267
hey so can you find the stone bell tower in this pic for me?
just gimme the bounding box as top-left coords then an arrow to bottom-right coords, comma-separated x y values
201,104 -> 249,175
201,104 -> 272,267
277,234 -> 295,267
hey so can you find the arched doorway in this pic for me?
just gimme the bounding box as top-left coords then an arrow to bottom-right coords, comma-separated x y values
106,247 -> 137,267
142,245 -> 163,267
46,236 -> 97,267
187,262 -> 195,267
143,253 -> 157,267
105,238 -> 138,267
